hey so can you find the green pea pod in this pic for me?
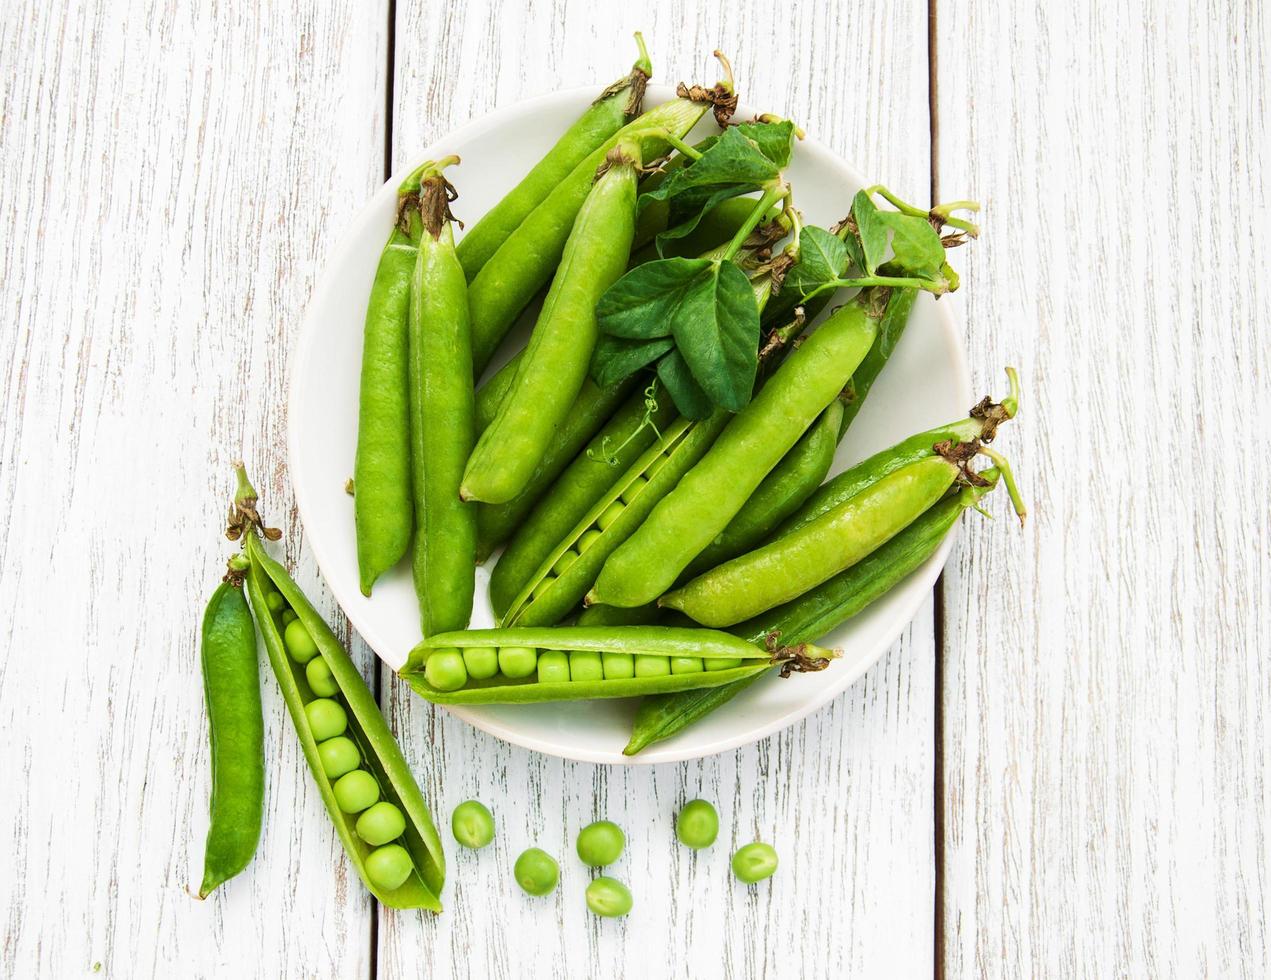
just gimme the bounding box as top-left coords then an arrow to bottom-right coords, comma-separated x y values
399,626 -> 832,705
503,409 -> 731,628
455,35 -> 651,281
353,163 -> 428,596
681,397 -> 843,580
463,143 -> 641,504
488,384 -> 678,617
408,162 -> 477,635
198,564 -> 264,898
474,353 -> 519,433
623,475 -> 1002,755
777,367 -> 1020,538
662,454 -> 961,626
230,470 -> 445,910
576,601 -> 662,626
466,71 -> 732,375
589,287 -> 891,609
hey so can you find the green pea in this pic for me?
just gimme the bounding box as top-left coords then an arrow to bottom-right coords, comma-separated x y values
317,736 -> 360,779
597,501 -> 625,531
704,657 -> 744,671
451,799 -> 495,849
333,769 -> 380,813
675,799 -> 719,849
634,655 -> 669,677
552,550 -> 580,576
499,646 -> 538,679
577,529 -> 604,553
514,847 -> 559,896
424,649 -> 468,692
462,647 -> 499,681
731,842 -> 778,883
619,475 -> 648,505
531,576 -> 555,600
284,618 -> 320,664
576,820 -> 624,867
568,651 -> 603,682
281,608 -> 299,625
305,657 -> 340,697
265,591 -> 286,613
585,876 -> 633,918
670,656 -> 704,674
365,844 -> 414,890
356,801 -> 406,846
537,651 -> 570,684
601,652 -> 634,679
305,698 -> 348,740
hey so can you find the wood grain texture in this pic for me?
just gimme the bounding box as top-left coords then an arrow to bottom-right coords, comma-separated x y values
936,0 -> 1271,975
381,2 -> 937,977
0,1 -> 388,976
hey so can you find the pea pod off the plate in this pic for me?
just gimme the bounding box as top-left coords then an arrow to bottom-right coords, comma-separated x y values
233,472 -> 445,909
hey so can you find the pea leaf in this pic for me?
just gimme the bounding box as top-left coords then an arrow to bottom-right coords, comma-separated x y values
640,127 -> 780,221
671,260 -> 760,411
656,348 -> 714,419
876,211 -> 946,280
591,335 -> 674,388
594,258 -> 708,339
851,191 -> 891,275
783,226 -> 848,299
735,119 -> 797,168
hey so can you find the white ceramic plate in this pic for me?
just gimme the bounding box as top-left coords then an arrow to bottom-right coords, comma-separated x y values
290,84 -> 971,765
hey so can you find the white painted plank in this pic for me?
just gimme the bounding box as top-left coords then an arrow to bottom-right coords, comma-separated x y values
0,2 -> 388,976
381,2 -> 937,977
937,0 -> 1271,974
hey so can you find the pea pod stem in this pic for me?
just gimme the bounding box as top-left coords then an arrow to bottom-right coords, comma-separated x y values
721,182 -> 788,262
863,184 -> 981,238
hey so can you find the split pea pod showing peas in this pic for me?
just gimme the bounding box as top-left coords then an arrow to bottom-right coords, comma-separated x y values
397,626 -> 834,705
465,57 -> 736,375
589,287 -> 895,609
353,162 -> 428,596
228,467 -> 445,909
455,34 -> 651,281
408,160 -> 477,635
197,559 -> 264,898
462,142 -> 643,505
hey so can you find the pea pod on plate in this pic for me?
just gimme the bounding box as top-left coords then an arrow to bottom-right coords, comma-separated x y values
462,141 -> 642,505
398,626 -> 834,704
455,34 -> 651,281
353,162 -> 429,596
229,466 -> 445,910
197,556 -> 264,898
408,159 -> 476,634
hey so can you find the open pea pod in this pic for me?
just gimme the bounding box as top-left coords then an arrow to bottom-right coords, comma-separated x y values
399,626 -> 833,705
242,530 -> 445,911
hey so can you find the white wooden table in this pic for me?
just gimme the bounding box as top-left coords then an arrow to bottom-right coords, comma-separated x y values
2,1 -> 1267,976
